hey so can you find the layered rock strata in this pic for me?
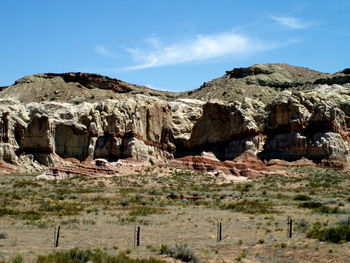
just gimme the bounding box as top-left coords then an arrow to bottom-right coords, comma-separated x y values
0,96 -> 175,167
0,64 -> 349,172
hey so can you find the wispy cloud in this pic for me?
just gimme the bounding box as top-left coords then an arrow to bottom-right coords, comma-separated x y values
271,16 -> 312,29
124,32 -> 278,70
94,45 -> 118,59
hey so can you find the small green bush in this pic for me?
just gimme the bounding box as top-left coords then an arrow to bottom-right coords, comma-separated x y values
293,194 -> 311,201
11,255 -> 24,263
160,243 -> 198,263
120,200 -> 129,207
159,244 -> 168,255
0,208 -> 42,220
235,251 -> 247,261
298,201 -> 322,209
295,219 -> 309,233
275,242 -> 287,248
307,224 -> 350,243
313,205 -> 349,214
298,201 -> 349,214
257,239 -> 265,244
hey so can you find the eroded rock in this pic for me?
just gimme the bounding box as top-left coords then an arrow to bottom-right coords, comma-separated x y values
0,96 -> 176,167
0,64 -> 349,172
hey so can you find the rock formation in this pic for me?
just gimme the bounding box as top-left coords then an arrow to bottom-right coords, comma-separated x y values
0,72 -> 178,103
0,96 -> 176,168
0,64 -> 349,173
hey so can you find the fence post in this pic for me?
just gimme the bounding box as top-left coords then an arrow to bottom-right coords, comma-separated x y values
217,222 -> 222,242
55,226 -> 60,247
134,226 -> 140,247
137,226 -> 140,246
287,219 -> 292,238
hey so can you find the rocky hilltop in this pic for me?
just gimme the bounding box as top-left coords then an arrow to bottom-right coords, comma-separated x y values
0,64 -> 349,174
0,72 -> 178,103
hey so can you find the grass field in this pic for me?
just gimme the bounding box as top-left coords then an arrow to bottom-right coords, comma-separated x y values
1,166 -> 350,262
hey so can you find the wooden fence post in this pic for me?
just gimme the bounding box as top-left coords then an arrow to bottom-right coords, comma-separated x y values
287,219 -> 292,238
217,222 -> 222,242
55,226 -> 60,247
136,226 -> 140,246
134,226 -> 140,247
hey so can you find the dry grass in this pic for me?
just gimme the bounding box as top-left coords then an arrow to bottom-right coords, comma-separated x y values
0,166 -> 350,262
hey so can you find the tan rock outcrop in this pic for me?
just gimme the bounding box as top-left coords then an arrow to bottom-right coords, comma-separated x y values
0,95 -> 176,167
169,98 -> 204,145
183,100 -> 262,160
0,100 -> 27,164
260,92 -> 349,162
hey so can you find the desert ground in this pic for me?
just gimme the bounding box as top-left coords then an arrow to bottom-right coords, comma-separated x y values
1,164 -> 350,263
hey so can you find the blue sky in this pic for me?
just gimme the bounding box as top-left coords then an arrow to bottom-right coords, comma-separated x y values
1,0 -> 349,91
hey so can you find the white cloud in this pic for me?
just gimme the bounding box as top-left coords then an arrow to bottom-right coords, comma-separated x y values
124,32 -> 277,70
271,16 -> 311,29
94,45 -> 118,59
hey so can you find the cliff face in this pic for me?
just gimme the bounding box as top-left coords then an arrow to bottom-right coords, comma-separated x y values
177,93 -> 349,165
0,64 -> 349,171
0,96 -> 175,167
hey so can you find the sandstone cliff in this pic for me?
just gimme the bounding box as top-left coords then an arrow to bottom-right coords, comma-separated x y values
0,96 -> 175,168
0,64 -> 349,172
